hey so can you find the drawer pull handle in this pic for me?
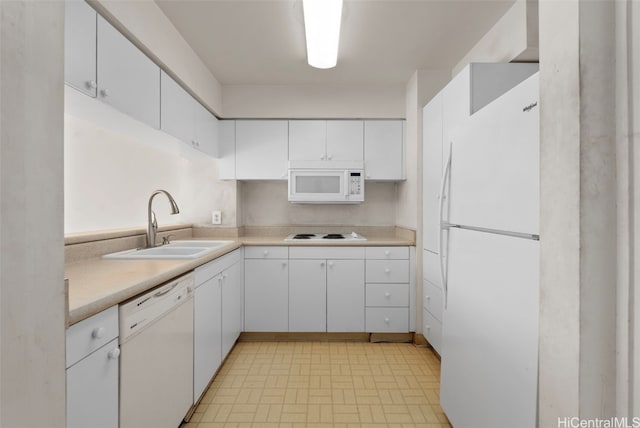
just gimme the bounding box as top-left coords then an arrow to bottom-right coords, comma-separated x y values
384,292 -> 391,298
384,317 -> 390,324
107,348 -> 120,360
91,327 -> 105,339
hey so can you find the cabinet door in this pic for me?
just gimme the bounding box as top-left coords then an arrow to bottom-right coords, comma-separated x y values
244,259 -> 289,331
66,338 -> 119,428
326,120 -> 363,161
364,120 -> 404,180
160,71 -> 195,145
289,259 -> 326,332
97,16 -> 160,129
64,0 -> 97,97
221,261 -> 242,358
422,93 -> 443,253
235,120 -> 288,179
194,276 -> 222,402
327,259 -> 365,332
195,103 -> 219,158
289,120 -> 326,161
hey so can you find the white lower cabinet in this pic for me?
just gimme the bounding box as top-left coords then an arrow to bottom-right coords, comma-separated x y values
66,306 -> 119,428
244,247 -> 289,331
194,249 -> 242,402
365,247 -> 411,332
327,259 -> 365,332
289,259 -> 327,332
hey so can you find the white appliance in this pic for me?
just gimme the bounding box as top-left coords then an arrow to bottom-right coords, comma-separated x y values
288,160 -> 364,203
119,273 -> 194,428
284,232 -> 367,242
439,73 -> 540,428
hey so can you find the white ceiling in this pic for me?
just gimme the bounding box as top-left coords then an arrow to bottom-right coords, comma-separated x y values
155,0 -> 516,86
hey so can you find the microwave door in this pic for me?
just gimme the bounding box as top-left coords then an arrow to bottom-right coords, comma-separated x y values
289,171 -> 346,202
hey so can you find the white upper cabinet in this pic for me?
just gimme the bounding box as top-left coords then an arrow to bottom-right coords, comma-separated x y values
161,71 -> 219,157
97,15 -> 160,129
194,102 -> 219,158
160,71 -> 194,144
289,120 -> 363,162
64,1 -> 97,97
236,120 -> 288,180
364,120 -> 405,180
326,120 -> 364,161
289,120 -> 326,161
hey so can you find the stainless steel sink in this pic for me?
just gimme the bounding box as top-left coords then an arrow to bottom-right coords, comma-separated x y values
103,240 -> 233,260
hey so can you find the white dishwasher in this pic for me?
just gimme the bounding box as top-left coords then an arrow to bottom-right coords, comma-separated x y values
119,273 -> 194,428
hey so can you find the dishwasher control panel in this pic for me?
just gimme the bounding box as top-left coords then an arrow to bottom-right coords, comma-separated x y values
119,272 -> 194,342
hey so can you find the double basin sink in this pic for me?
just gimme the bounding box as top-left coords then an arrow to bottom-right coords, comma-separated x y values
104,240 -> 233,260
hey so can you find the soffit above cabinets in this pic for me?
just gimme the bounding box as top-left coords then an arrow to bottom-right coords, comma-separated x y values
154,0 -> 516,86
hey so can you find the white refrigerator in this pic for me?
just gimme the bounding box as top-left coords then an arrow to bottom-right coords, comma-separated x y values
439,72 -> 540,428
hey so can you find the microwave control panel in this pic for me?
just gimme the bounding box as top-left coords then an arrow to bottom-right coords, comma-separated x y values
349,172 -> 363,195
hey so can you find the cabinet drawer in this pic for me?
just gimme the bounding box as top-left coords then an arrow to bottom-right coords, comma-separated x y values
365,246 -> 409,260
423,280 -> 443,322
423,309 -> 442,355
366,283 -> 409,307
66,306 -> 119,368
289,246 -> 364,259
423,249 -> 442,288
366,307 -> 409,332
244,246 -> 288,259
366,260 -> 409,283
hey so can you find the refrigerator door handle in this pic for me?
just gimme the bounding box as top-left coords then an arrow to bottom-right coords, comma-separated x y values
439,141 -> 453,307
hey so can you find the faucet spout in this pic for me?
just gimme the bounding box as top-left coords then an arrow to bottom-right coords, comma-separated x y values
147,190 -> 180,248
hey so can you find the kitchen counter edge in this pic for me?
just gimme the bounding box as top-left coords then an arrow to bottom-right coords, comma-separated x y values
66,236 -> 414,326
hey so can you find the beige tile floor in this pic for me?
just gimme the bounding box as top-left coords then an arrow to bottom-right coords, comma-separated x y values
182,341 -> 452,428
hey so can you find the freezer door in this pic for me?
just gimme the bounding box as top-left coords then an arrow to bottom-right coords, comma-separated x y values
447,73 -> 539,235
440,228 -> 538,428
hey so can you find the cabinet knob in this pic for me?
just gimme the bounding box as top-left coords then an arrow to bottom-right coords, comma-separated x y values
384,317 -> 390,324
366,174 -> 371,179
328,261 -> 334,268
263,250 -> 269,256
426,295 -> 431,301
85,80 -> 97,89
281,173 -> 287,178
425,324 -> 431,331
327,155 -> 333,160
384,268 -> 390,273
320,262 -> 325,268
107,348 -> 120,360
282,262 -> 287,268
99,88 -> 109,97
384,292 -> 391,298
320,155 -> 325,160
91,327 -> 105,339
384,250 -> 390,256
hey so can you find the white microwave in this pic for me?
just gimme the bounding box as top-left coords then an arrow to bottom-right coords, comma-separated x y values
288,160 -> 365,204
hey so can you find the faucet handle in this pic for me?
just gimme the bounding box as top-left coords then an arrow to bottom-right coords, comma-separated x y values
161,234 -> 175,245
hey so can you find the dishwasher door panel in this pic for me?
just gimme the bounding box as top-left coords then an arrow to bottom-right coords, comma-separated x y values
120,297 -> 194,428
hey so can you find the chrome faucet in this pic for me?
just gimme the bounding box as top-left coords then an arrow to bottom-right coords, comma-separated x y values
147,190 -> 180,248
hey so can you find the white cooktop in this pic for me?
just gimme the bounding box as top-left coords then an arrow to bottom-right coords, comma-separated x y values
284,232 -> 367,242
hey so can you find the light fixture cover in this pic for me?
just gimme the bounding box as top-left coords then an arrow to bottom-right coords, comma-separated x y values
302,0 -> 343,69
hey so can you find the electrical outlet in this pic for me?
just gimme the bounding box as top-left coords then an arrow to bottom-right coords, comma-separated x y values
212,210 -> 222,225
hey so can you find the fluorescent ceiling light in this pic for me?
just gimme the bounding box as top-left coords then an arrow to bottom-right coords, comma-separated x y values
302,0 -> 343,69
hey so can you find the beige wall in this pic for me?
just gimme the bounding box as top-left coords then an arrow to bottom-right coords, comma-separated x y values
64,88 -> 238,233
538,0 -> 617,422
91,0 -> 223,116
1,1 -> 66,426
240,181 -> 396,226
452,0 -> 539,76
222,84 -> 406,119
